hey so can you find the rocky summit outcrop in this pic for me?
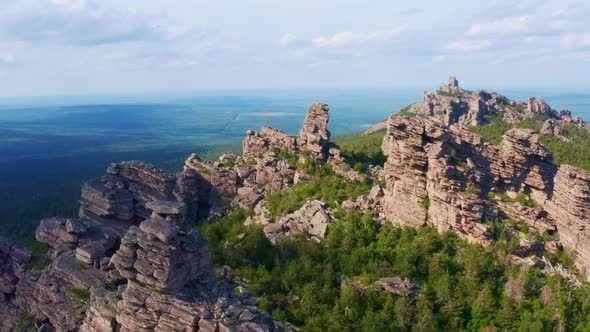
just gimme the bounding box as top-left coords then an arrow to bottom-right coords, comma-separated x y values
80,161 -> 186,232
377,78 -> 590,279
0,159 -> 278,331
378,114 -> 564,246
404,77 -> 586,129
0,102 -> 345,331
177,102 -> 346,222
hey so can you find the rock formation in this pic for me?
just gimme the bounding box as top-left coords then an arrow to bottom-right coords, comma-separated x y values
402,77 -> 586,129
0,159 -> 279,331
177,102 -> 344,222
376,78 -> 590,279
2,77 -> 590,330
545,165 -> 590,278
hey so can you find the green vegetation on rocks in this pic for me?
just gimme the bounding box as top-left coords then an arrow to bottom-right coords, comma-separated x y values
332,131 -> 387,166
25,257 -> 52,271
201,209 -> 590,331
470,117 -> 590,171
264,165 -> 372,218
68,287 -> 91,302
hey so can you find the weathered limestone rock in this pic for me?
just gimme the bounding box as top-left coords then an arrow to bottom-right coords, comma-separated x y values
545,165 -> 590,278
181,154 -> 239,221
528,97 -> 556,118
36,217 -> 118,266
279,200 -> 333,240
345,276 -> 420,300
109,213 -> 275,332
399,77 -> 588,131
380,116 -> 560,246
495,200 -> 556,235
81,161 -> 187,230
0,237 -> 31,298
491,129 -> 557,203
298,103 -> 331,160
373,277 -> 420,300
342,185 -> 386,220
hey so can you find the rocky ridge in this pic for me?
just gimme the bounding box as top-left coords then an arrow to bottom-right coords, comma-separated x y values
0,102 -> 347,331
1,77 -> 590,330
371,77 -> 590,281
0,162 -> 277,331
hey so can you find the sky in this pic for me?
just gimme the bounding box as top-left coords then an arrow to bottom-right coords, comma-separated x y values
0,0 -> 589,97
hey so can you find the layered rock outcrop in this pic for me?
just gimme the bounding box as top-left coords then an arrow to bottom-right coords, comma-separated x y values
379,115 -> 564,246
1,158 -> 279,331
404,77 -> 587,130
177,102 -> 344,222
545,166 -> 590,278
80,161 -> 187,231
379,80 -> 590,278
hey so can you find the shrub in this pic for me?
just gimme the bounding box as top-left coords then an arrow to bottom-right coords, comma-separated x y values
26,257 -> 52,271
30,241 -> 49,254
68,287 -> 91,302
264,174 -> 372,218
332,131 -> 387,166
421,197 -> 430,209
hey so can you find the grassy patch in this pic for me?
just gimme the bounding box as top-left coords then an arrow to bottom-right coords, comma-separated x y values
26,257 -> 52,271
68,287 -> 91,302
30,241 -> 49,254
332,131 -> 387,166
265,172 -> 372,218
436,90 -> 464,98
470,116 -> 590,171
273,148 -> 299,164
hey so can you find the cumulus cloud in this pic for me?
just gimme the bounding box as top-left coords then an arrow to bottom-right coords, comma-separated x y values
561,33 -> 590,50
281,28 -> 405,50
0,52 -> 17,66
447,40 -> 491,52
465,16 -> 530,37
0,0 -> 194,46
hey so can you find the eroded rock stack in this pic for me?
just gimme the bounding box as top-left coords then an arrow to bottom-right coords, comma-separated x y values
379,101 -> 590,277
80,161 -> 187,231
545,166 -> 590,278
104,213 -> 275,331
0,156 -> 278,331
379,115 -> 564,246
178,102 -> 342,222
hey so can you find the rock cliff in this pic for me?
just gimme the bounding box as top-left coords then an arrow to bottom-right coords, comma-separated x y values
404,77 -> 585,128
1,77 -> 590,330
0,102 -> 342,331
377,78 -> 590,280
0,161 -> 278,331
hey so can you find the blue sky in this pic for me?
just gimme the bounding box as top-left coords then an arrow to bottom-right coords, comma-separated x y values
0,0 -> 589,97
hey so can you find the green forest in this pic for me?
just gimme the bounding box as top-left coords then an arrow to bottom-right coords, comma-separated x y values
196,130 -> 590,332
200,208 -> 590,332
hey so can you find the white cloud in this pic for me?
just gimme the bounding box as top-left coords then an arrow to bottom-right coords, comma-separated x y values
0,0 -> 195,46
431,55 -> 446,62
311,29 -> 404,48
281,28 -> 405,50
465,16 -> 530,37
447,40 -> 491,52
0,52 -> 16,66
561,33 -> 590,50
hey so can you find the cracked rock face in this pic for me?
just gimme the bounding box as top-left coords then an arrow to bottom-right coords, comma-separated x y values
545,165 -> 590,279
279,200 -> 333,240
1,157 -> 279,331
380,108 -> 590,278
380,116 -> 560,246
